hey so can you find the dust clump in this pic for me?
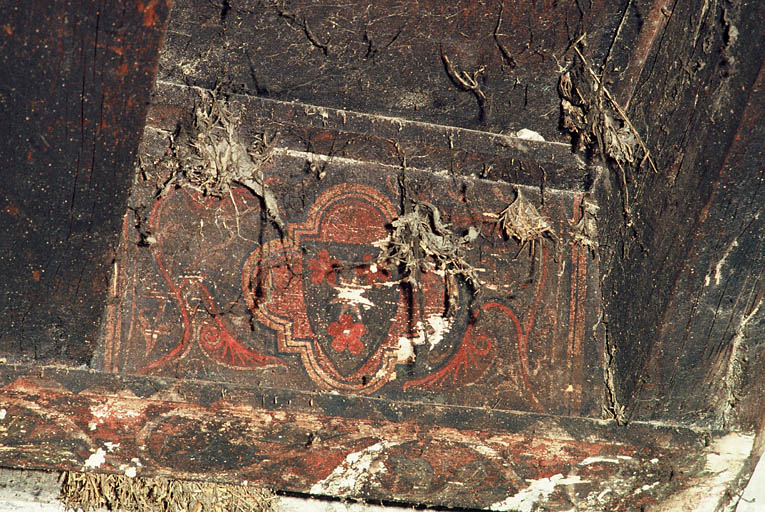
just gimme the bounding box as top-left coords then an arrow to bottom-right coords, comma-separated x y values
376,201 -> 480,291
558,39 -> 657,224
494,188 -> 555,251
573,196 -> 600,254
160,91 -> 284,232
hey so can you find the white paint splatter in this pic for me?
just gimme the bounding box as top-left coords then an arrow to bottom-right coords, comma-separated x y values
708,239 -> 739,286
90,404 -> 111,420
334,283 -> 374,309
424,315 -> 452,350
310,442 -> 392,496
84,448 -> 107,469
398,315 -> 454,354
375,365 -> 392,382
104,442 -> 120,453
472,444 -> 500,459
597,488 -> 612,500
396,337 -> 415,364
490,474 -> 585,512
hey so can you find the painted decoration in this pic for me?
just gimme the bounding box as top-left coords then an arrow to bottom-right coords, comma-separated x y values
102,154 -> 601,417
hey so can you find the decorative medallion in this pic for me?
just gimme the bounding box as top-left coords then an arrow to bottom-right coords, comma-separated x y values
103,153 -> 601,416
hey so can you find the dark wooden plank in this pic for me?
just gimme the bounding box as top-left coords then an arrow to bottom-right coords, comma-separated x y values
634,65 -> 764,429
591,0 -> 764,428
149,81 -> 591,191
0,1 -> 171,364
157,0 -> 627,138
0,363 -> 718,510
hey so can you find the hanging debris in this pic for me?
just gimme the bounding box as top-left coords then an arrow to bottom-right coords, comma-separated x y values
559,45 -> 656,173
559,40 -> 658,224
495,188 -> 556,250
161,91 -> 284,232
376,201 -> 480,291
573,196 -> 600,255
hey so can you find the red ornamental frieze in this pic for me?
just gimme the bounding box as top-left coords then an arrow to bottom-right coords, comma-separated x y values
104,176 -> 595,414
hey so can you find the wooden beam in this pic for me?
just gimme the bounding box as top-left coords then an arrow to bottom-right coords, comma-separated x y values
0,363 -> 721,510
0,1 -> 171,364
594,0 -> 764,429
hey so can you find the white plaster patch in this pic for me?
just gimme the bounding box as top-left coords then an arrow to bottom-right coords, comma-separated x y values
396,337 -> 415,363
84,448 -> 107,469
310,441 -> 392,496
705,432 -> 753,474
334,283 -> 374,309
516,128 -> 546,142
490,474 -> 585,512
119,464 -> 137,478
655,433 -> 754,512
89,403 -> 141,431
104,442 -> 120,453
0,408 -> 6,420
398,315 -> 453,354
737,448 -> 765,512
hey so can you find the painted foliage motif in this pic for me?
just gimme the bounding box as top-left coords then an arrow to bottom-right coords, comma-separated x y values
102,156 -> 600,416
